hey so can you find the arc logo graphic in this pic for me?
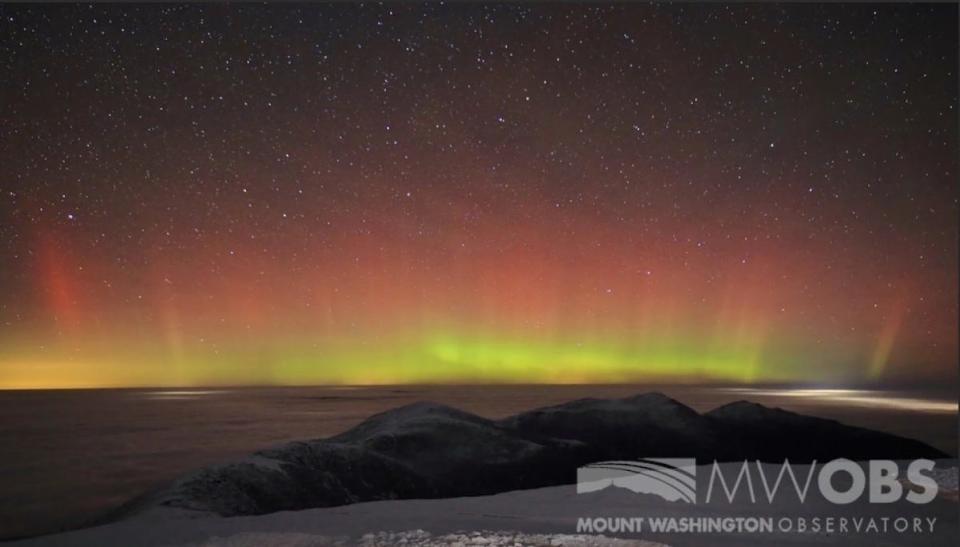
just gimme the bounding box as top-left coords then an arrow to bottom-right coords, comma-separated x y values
577,458 -> 697,503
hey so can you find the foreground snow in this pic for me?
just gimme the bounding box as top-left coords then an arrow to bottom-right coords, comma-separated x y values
13,461 -> 958,547
188,530 -> 662,546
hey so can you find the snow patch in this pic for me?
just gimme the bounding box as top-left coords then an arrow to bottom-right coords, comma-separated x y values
184,529 -> 666,547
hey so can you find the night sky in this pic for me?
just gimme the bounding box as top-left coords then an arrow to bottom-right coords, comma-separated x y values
0,3 -> 956,388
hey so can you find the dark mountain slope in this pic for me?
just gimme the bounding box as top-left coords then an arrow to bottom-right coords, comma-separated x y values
118,394 -> 946,519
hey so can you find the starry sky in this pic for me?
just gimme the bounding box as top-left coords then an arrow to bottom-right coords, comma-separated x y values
0,3 -> 956,389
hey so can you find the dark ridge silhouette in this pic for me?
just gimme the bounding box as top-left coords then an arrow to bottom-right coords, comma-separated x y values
114,393 -> 947,520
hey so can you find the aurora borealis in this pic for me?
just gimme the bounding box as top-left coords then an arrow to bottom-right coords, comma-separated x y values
0,3 -> 956,388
